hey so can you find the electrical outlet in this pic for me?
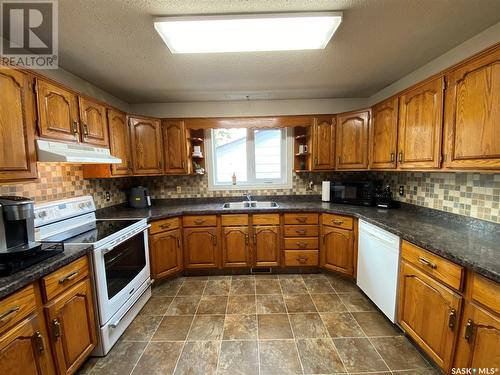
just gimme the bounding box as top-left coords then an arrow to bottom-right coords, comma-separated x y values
399,186 -> 405,196
176,186 -> 182,193
105,191 -> 111,201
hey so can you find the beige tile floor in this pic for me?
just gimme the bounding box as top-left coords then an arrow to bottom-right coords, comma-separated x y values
78,273 -> 440,375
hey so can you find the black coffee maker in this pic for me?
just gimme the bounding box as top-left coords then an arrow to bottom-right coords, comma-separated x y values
0,196 -> 40,257
375,186 -> 399,208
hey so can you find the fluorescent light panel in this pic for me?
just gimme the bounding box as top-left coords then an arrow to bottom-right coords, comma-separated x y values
154,12 -> 342,54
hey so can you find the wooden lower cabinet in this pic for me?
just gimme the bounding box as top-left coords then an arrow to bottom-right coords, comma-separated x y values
0,312 -> 54,375
453,301 -> 500,370
398,261 -> 461,372
44,278 -> 97,375
183,227 -> 219,269
149,228 -> 183,280
222,227 -> 251,267
320,225 -> 354,276
253,226 -> 280,267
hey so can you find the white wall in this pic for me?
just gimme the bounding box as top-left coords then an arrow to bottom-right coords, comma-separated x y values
129,98 -> 368,118
368,21 -> 500,105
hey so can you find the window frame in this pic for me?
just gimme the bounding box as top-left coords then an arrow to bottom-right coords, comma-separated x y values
205,127 -> 293,191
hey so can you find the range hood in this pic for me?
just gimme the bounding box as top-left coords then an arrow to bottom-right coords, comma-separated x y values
36,139 -> 122,164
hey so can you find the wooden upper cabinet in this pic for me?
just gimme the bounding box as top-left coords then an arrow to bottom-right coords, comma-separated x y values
320,226 -> 354,276
35,78 -> 79,142
162,120 -> 188,174
107,109 -> 131,176
78,97 -> 108,147
253,226 -> 280,267
0,312 -> 54,375
397,76 -> 444,169
0,67 -> 37,181
398,261 -> 461,372
369,97 -> 399,169
336,109 -> 370,170
443,46 -> 500,170
129,116 -> 163,175
311,116 -> 335,170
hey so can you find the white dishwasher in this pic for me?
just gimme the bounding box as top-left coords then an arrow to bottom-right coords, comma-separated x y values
357,220 -> 401,322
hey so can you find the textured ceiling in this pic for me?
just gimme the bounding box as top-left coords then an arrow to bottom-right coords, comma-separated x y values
57,0 -> 500,103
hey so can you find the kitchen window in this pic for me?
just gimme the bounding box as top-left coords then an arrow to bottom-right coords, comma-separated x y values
206,128 -> 292,190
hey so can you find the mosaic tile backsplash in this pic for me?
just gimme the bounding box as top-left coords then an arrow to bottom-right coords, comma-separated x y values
0,164 -> 498,224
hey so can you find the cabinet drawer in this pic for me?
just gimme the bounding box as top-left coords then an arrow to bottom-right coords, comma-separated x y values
221,214 -> 249,226
0,284 -> 36,334
322,213 -> 353,229
284,250 -> 319,266
183,215 -> 217,227
41,256 -> 89,301
470,273 -> 499,315
401,241 -> 464,291
284,213 -> 319,225
284,238 -> 319,250
149,217 -> 180,234
252,214 -> 280,225
283,225 -> 319,237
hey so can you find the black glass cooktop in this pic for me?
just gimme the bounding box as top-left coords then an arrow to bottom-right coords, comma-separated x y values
44,220 -> 140,244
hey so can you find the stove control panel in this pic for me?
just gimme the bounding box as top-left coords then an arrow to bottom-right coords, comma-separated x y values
35,196 -> 96,227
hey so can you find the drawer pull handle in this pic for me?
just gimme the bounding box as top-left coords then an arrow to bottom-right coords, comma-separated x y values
418,257 -> 437,269
295,217 -> 307,223
390,152 -> 395,162
34,330 -> 45,352
245,234 -> 249,245
296,256 -> 308,264
159,223 -> 171,229
464,319 -> 474,342
59,270 -> 79,284
194,219 -> 206,225
296,242 -> 308,249
71,121 -> 79,134
82,123 -> 89,136
52,319 -> 61,338
448,308 -> 457,328
332,220 -> 344,225
0,306 -> 20,326
295,229 -> 307,235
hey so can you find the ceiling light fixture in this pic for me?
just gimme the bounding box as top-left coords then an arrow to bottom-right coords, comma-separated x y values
153,12 -> 343,54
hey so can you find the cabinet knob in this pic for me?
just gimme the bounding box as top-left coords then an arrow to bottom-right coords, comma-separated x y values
52,318 -> 61,338
464,319 -> 474,342
33,330 -> 45,353
448,308 -> 457,328
390,152 -> 395,162
398,151 -> 403,163
71,121 -> 79,135
82,123 -> 89,136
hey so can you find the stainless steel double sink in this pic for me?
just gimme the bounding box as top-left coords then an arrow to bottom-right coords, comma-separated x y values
222,201 -> 279,209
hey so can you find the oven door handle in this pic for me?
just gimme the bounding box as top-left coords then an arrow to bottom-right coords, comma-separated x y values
109,279 -> 153,329
101,224 -> 150,255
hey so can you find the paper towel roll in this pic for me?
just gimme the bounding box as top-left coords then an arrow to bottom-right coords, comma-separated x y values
322,181 -> 330,202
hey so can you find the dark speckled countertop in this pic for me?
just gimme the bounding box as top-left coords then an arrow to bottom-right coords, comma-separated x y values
96,196 -> 500,283
0,244 -> 91,299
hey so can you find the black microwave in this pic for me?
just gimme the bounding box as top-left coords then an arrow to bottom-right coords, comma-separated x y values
330,181 -> 377,206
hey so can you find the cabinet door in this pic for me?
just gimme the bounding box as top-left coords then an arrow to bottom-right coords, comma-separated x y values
163,120 -> 188,174
454,301 -> 500,370
129,116 -> 164,175
78,97 -> 109,147
336,110 -> 370,170
0,68 -> 37,181
398,77 -> 444,169
312,116 -> 335,170
108,109 -> 131,176
222,227 -> 251,267
0,313 -> 54,375
369,96 -> 398,169
253,226 -> 280,267
183,227 -> 219,269
320,226 -> 354,276
45,279 -> 97,375
149,228 -> 183,280
397,261 -> 461,372
35,79 -> 80,142
444,47 -> 500,170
